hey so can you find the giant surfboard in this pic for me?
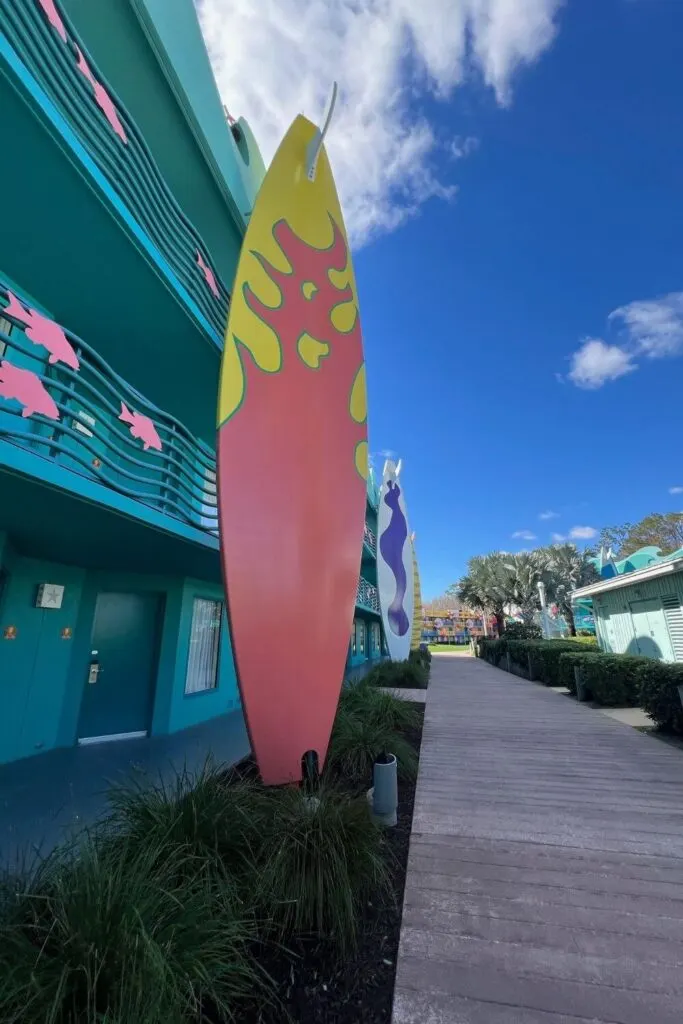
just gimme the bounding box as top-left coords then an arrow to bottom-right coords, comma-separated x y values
377,460 -> 414,662
217,115 -> 368,786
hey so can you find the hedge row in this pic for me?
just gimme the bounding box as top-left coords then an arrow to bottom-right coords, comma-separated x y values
478,638 -> 594,688
477,637 -> 683,732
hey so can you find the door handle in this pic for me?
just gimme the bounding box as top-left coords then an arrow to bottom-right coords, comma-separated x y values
88,662 -> 101,685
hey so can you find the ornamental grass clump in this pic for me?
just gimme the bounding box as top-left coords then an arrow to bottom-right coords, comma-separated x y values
102,759 -> 268,892
0,834 -> 270,1024
257,785 -> 390,950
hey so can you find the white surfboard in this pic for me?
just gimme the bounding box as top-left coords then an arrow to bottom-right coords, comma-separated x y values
377,459 -> 414,662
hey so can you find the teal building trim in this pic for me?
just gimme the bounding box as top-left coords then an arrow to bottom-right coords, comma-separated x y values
0,31 -> 222,350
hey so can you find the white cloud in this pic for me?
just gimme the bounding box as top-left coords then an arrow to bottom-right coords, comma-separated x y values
539,510 -> 559,520
198,0 -> 564,244
567,338 -> 636,390
610,292 -> 683,359
512,529 -> 537,540
551,532 -> 566,542
449,135 -> 480,160
565,291 -> 683,389
569,525 -> 597,540
669,486 -> 683,495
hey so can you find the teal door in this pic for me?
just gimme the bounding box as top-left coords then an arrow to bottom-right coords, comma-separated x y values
629,599 -> 673,661
78,592 -> 162,740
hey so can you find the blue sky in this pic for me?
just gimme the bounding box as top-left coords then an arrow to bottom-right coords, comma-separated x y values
352,0 -> 683,596
203,0 -> 683,598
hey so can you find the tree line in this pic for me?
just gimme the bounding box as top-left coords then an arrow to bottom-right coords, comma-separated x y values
451,545 -> 598,637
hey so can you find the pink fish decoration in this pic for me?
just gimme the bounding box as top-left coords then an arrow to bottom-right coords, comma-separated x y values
0,361 -> 60,420
196,250 -> 220,299
74,47 -> 127,144
119,402 -> 162,451
4,292 -> 79,371
37,0 -> 68,43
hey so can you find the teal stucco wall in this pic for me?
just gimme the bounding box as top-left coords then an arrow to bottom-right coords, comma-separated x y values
58,0 -> 244,288
0,544 -> 239,766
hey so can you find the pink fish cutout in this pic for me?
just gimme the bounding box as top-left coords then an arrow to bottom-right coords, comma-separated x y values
37,0 -> 68,43
119,402 -> 162,451
4,292 -> 79,371
196,250 -> 220,299
0,361 -> 60,420
74,47 -> 127,144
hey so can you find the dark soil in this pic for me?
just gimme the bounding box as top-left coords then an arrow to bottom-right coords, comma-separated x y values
238,710 -> 424,1024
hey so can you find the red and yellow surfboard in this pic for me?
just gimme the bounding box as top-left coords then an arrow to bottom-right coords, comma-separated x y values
217,115 -> 368,786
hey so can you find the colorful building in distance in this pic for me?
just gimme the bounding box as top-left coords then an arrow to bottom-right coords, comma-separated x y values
422,608 -> 487,645
0,0 -> 385,769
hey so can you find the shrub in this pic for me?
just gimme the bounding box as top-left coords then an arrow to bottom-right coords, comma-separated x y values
503,621 -> 542,641
0,836 -> 268,1024
339,677 -> 421,733
558,651 -> 598,693
639,660 -> 683,733
257,786 -> 390,949
409,647 -> 432,672
103,760 -> 269,890
327,703 -> 418,782
575,653 -> 649,706
364,658 -> 428,689
480,638 -> 603,686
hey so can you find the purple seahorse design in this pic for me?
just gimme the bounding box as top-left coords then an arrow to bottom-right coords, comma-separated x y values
380,481 -> 410,636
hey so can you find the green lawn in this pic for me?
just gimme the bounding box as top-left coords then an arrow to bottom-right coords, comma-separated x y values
428,644 -> 471,654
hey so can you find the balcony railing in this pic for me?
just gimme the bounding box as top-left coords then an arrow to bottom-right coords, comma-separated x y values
2,0 -> 229,338
356,576 -> 380,614
363,522 -> 377,554
0,283 -> 217,534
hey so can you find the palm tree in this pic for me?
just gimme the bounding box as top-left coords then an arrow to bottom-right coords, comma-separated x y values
544,543 -> 599,636
455,553 -> 513,636
502,551 -> 549,626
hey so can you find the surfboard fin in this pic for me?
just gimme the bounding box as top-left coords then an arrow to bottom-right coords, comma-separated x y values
306,82 -> 338,182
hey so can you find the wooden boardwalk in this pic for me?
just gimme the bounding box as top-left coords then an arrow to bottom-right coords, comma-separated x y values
393,654 -> 683,1024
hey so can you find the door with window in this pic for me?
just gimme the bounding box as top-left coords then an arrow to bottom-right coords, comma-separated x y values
629,598 -> 674,661
78,591 -> 163,741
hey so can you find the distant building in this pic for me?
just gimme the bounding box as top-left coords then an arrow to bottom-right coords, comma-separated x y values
422,608 -> 487,645
573,554 -> 683,662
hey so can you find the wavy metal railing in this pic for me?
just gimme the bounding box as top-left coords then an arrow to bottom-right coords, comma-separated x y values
2,0 -> 229,338
356,576 -> 380,613
366,471 -> 380,509
363,522 -> 376,554
0,284 -> 217,534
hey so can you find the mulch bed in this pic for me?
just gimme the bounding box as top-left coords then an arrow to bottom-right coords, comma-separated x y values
238,709 -> 424,1024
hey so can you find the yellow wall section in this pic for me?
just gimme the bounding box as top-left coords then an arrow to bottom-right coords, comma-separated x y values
217,115 -> 366,452
410,535 -> 423,650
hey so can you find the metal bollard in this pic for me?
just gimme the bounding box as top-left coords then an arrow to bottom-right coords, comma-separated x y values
367,753 -> 398,827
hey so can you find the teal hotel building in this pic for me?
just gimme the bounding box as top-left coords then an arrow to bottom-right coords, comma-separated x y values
0,0 -> 386,793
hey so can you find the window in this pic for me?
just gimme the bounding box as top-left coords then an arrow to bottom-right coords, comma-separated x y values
185,598 -> 222,693
351,620 -> 358,656
371,622 -> 381,653
355,619 -> 366,656
0,316 -> 11,358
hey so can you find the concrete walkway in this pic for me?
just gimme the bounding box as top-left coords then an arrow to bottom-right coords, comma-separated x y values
0,710 -> 249,867
393,654 -> 683,1024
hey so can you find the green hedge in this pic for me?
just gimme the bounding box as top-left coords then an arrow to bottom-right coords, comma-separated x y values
481,635 -> 683,730
557,651 -> 597,693
573,653 -> 644,706
634,660 -> 683,731
478,638 -> 594,687
364,658 -> 429,689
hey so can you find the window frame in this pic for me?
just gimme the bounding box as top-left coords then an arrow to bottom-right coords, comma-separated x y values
184,595 -> 223,696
